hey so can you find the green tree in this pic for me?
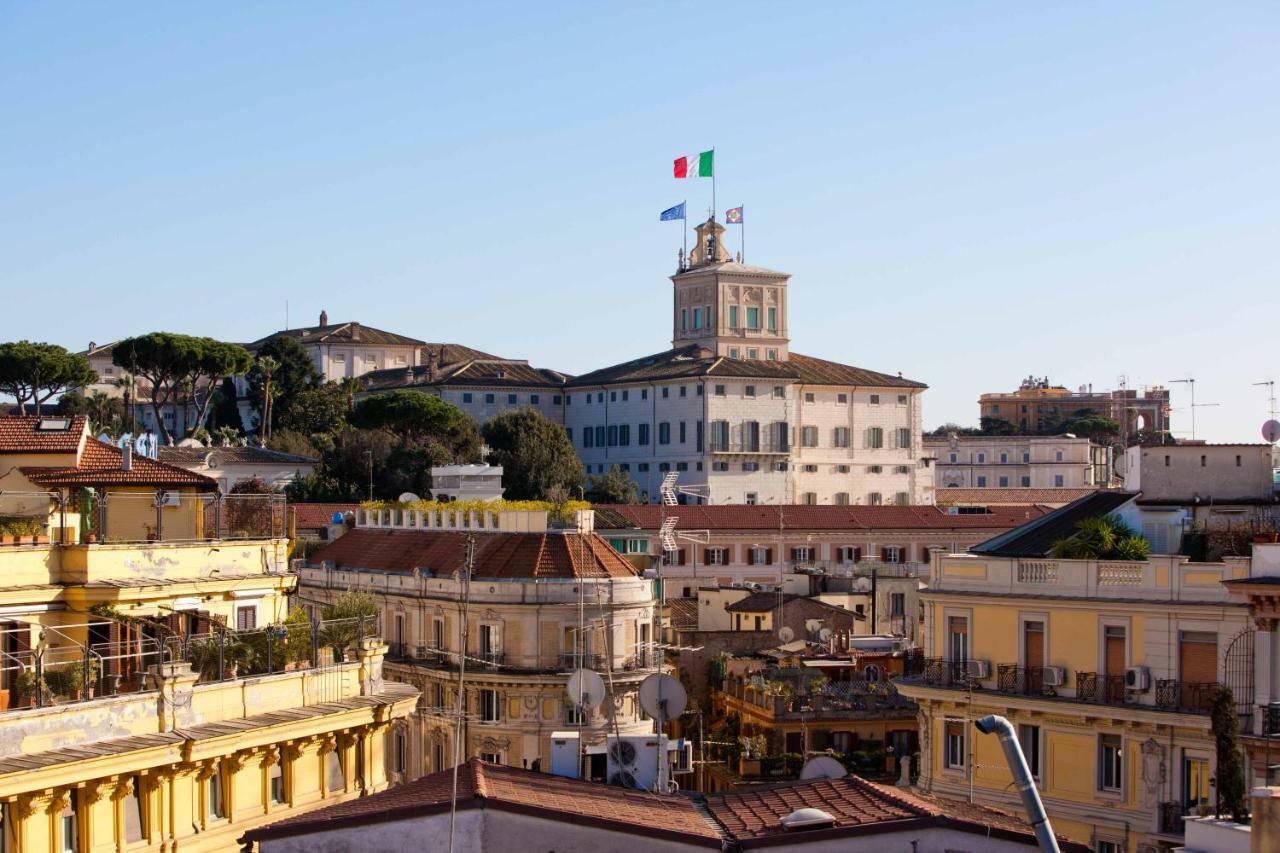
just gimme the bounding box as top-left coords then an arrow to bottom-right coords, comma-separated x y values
586,464 -> 641,504
247,336 -> 321,433
253,356 -> 280,440
978,416 -> 1015,436
320,590 -> 381,662
925,422 -> 983,437
1210,686 -> 1248,822
207,377 -> 244,434
482,408 -> 584,500
57,390 -> 126,438
337,376 -> 362,412
1050,514 -> 1150,560
352,390 -> 482,458
275,385 -> 348,438
0,341 -> 98,416
267,429 -> 320,459
112,333 -> 252,444
1060,414 -> 1121,444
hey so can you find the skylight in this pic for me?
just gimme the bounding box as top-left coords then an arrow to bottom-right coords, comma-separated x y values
36,417 -> 73,432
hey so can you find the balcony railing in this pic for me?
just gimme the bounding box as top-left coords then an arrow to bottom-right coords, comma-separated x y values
1159,801 -> 1185,836
920,658 -> 974,688
996,665 -> 1058,697
1155,679 -> 1218,713
1265,703 -> 1280,736
1075,672 -> 1128,705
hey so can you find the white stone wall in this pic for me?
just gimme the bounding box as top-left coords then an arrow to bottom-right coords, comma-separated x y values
927,436 -> 1100,489
437,386 -> 566,426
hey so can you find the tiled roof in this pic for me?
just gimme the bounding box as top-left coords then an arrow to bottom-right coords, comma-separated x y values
706,776 -> 1087,849
361,357 -> 570,392
0,416 -> 88,453
242,758 -> 722,847
969,490 -> 1137,558
723,591 -> 866,618
291,502 -> 357,530
21,438 -> 217,489
248,322 -> 424,349
565,345 -> 925,389
674,260 -> 790,278
420,342 -> 502,364
242,759 -> 1083,850
157,446 -> 317,466
935,487 -> 1099,506
666,597 -> 699,631
310,528 -> 641,579
593,503 -> 1052,532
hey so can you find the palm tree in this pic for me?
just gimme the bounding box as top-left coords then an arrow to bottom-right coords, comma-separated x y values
255,356 -> 280,440
86,391 -> 115,437
112,373 -> 136,435
338,376 -> 361,412
178,376 -> 195,438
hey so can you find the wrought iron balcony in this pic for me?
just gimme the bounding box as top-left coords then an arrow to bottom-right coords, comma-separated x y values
1154,679 -> 1218,714
1265,703 -> 1280,736
919,657 -> 976,688
1075,672 -> 1127,705
996,664 -> 1059,697
1158,801 -> 1185,836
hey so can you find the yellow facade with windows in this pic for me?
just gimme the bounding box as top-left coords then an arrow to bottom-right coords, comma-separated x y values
898,551 -> 1252,852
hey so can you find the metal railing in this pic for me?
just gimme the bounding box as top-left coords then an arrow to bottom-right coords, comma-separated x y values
1159,801 -> 1185,836
0,614 -> 378,712
996,664 -> 1057,697
919,658 -> 975,688
1154,679 -> 1218,714
1075,672 -> 1128,705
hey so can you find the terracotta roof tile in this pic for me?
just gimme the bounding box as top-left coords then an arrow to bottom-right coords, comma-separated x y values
21,438 -> 217,489
157,446 -> 316,466
249,323 -> 424,349
0,416 -> 88,453
593,503 -> 1051,531
309,529 -> 641,579
290,503 -> 357,530
361,358 -> 570,392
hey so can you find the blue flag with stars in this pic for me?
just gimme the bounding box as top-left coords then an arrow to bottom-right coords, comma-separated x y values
660,202 -> 685,221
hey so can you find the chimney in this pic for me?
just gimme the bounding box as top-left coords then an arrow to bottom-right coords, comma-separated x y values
122,443 -> 132,472
319,310 -> 328,327
88,340 -> 96,352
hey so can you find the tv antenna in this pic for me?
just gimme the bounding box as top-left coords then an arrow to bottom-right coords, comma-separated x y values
1168,378 -> 1219,441
1255,381 -> 1277,422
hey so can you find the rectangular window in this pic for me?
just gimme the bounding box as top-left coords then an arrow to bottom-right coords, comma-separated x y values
746,307 -> 759,329
462,392 -> 473,404
773,421 -> 789,451
897,394 -> 908,404
553,395 -> 562,405
1099,735 -> 1123,791
209,766 -> 226,818
680,386 -> 687,397
485,393 -> 495,404
896,427 -> 911,449
773,386 -> 785,398
621,390 -> 629,401
833,427 -> 849,447
837,393 -> 848,404
638,462 -> 649,472
766,349 -> 778,360
711,420 -> 729,451
236,606 -> 256,631
662,387 -> 669,398
393,731 -> 407,775
834,492 -> 849,505
867,427 -> 884,449
565,427 -> 573,443
680,308 -> 687,331
675,461 -> 688,472
638,423 -> 649,445
948,616 -> 969,662
658,423 -> 671,445
715,384 -> 726,396
728,305 -> 739,328
894,492 -> 910,506
1056,450 -> 1064,462
804,392 -> 815,403
696,419 -> 704,452
679,421 -> 687,444
124,776 -> 145,840
1019,724 -> 1042,780
583,429 -> 593,448
595,426 -> 605,447
326,750 -> 344,794
767,307 -> 777,330
976,452 -> 986,463
531,394 -> 540,404
480,689 -> 500,722
1054,474 -> 1064,487
944,720 -> 966,769
869,394 -> 880,405
744,385 -> 755,398
867,492 -> 882,506
728,347 -> 739,359
607,425 -> 618,446
889,592 -> 905,616
999,452 -> 1008,463
998,476 -> 1009,487
692,307 -> 702,329
705,304 -> 712,328
802,426 -> 818,447
744,493 -> 757,505
1184,754 -> 1211,812
507,394 -> 517,405
1021,476 -> 1031,486
620,425 -> 631,446
269,758 -> 286,804
976,476 -> 987,487
742,462 -> 759,472
744,421 -> 760,452
59,792 -> 78,853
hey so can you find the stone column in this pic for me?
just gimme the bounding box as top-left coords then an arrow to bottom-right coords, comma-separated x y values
357,637 -> 388,696
150,662 -> 200,732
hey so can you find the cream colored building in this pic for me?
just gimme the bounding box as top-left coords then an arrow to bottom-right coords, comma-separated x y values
927,433 -> 1113,491
0,415 -> 417,852
248,311 -> 425,383
898,491 -> 1256,852
299,506 -> 657,781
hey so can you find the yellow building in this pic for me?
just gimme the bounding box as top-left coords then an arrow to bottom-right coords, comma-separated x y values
0,416 -> 418,851
897,492 -> 1253,853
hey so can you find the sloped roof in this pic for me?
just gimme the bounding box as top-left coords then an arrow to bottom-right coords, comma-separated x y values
21,438 -> 217,489
158,446 -> 317,466
310,528 -> 641,579
673,260 -> 791,278
666,597 -> 699,631
361,358 -> 570,392
0,416 -> 88,453
248,322 -> 424,349
969,490 -> 1137,558
241,758 -> 1083,850
935,487 -> 1098,506
593,503 -> 1051,532
565,345 -> 925,389
291,503 -> 357,531
420,342 -> 502,364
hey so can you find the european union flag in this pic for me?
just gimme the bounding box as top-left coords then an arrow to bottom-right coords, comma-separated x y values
660,202 -> 686,222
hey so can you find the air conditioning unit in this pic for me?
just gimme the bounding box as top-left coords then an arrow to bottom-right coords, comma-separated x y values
1041,666 -> 1067,687
965,660 -> 991,680
1125,666 -> 1151,691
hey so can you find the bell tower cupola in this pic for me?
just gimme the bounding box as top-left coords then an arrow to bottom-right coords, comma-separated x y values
670,218 -> 792,361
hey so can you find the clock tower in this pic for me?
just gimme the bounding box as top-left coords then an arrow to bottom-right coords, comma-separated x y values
671,218 -> 792,361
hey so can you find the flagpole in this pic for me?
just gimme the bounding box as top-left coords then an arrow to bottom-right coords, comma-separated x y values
742,205 -> 745,262
683,200 -> 687,270
711,147 -> 716,226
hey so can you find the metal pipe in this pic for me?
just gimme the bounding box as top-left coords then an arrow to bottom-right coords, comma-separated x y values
974,714 -> 1060,853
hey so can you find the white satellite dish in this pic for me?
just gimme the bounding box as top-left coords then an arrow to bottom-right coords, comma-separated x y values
398,492 -> 422,504
799,755 -> 848,781
777,626 -> 795,643
1263,420 -> 1280,444
819,627 -> 833,642
565,669 -> 606,711
638,673 -> 687,722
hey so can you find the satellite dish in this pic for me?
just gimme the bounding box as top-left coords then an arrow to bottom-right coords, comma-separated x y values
638,673 -> 687,722
778,626 -> 795,643
819,628 -> 833,642
853,577 -> 871,593
565,669 -> 606,711
799,756 -> 848,781
398,492 -> 421,504
1263,420 -> 1280,444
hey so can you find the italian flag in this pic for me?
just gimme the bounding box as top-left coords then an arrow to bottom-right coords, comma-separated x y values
674,150 -> 714,178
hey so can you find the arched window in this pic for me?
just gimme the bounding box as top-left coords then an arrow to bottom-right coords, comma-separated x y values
864,664 -> 882,682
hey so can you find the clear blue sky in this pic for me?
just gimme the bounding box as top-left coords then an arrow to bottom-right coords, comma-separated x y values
3,2 -> 1277,442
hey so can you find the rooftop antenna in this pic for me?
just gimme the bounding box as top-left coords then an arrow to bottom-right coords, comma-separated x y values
1255,381 -> 1277,423
448,534 -> 476,853
1169,379 -> 1218,441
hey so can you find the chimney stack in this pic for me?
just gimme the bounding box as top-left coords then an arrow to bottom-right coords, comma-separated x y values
122,443 -> 133,472
319,310 -> 328,327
